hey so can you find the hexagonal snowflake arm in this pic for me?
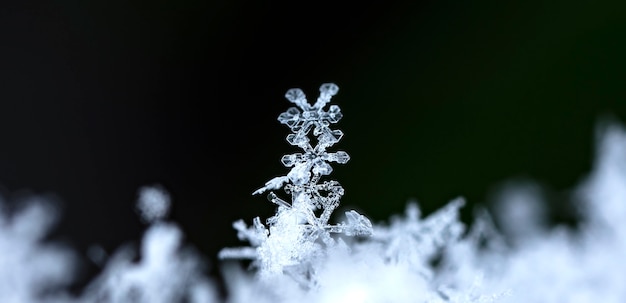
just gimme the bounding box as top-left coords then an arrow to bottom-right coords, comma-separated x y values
313,83 -> 340,109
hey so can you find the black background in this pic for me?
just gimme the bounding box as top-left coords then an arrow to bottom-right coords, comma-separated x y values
1,0 -> 626,293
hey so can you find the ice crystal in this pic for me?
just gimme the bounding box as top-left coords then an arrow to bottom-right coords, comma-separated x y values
80,186 -> 217,303
480,122 -> 626,303
220,83 -> 373,284
371,198 -> 467,279
0,196 -> 77,303
218,83 -> 499,303
5,83 -> 626,303
81,223 -> 215,303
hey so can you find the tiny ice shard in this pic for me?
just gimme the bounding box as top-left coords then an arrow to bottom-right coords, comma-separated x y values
342,210 -> 374,236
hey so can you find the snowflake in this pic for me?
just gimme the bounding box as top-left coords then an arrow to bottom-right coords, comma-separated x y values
220,83 -> 373,284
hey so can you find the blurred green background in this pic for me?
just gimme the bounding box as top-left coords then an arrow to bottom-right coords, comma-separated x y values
1,0 -> 626,288
335,1 -> 626,223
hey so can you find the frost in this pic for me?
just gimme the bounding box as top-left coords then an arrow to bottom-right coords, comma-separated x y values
3,84 -> 626,302
79,186 -> 217,303
0,196 -> 77,303
371,198 -> 466,279
219,83 -> 497,302
480,121 -> 626,303
219,84 -> 626,302
220,83 -> 373,285
81,223 -> 215,303
0,186 -> 218,303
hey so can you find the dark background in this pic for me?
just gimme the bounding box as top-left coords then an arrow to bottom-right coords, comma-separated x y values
1,0 -> 626,292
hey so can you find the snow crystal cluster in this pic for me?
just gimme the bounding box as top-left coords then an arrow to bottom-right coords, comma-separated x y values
0,197 -> 76,303
218,84 -> 626,303
218,84 -> 503,302
1,83 -> 626,303
219,83 -> 373,284
0,188 -> 217,303
81,186 -> 216,303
